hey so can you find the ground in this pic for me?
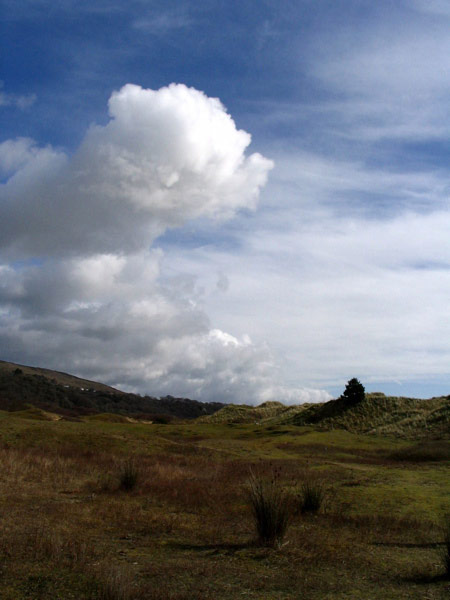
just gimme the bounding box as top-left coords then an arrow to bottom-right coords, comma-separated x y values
0,412 -> 448,599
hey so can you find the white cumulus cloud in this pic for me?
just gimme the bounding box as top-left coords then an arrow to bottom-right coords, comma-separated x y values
0,83 -> 272,259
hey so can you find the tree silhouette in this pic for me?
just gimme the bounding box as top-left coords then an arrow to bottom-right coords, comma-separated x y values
339,378 -> 365,406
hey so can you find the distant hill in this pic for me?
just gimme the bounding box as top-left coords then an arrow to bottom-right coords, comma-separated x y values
0,360 -> 121,393
0,360 -> 224,421
1,360 -> 448,438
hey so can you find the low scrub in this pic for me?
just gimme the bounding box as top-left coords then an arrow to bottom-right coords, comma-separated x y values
247,468 -> 292,548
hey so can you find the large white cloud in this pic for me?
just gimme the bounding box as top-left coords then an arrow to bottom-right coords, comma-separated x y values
0,84 -> 272,259
0,84 -> 329,404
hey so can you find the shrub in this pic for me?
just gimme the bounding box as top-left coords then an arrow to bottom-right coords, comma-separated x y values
298,480 -> 325,515
119,459 -> 139,492
247,468 -> 292,548
151,414 -> 173,424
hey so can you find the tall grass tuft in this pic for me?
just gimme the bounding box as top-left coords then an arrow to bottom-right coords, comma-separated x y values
298,480 -> 325,515
247,468 -> 292,548
119,459 -> 139,492
95,564 -> 137,600
442,516 -> 450,579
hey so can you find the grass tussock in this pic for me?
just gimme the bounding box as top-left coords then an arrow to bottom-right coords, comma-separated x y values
442,516 -> 450,579
298,480 -> 326,515
388,441 -> 450,463
247,468 -> 292,548
94,563 -> 138,600
119,458 -> 139,491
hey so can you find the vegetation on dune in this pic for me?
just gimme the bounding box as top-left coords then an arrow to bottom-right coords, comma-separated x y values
197,401 -> 302,425
199,378 -> 449,440
289,393 -> 450,439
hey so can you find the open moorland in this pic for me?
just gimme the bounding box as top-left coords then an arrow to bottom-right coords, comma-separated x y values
0,363 -> 449,599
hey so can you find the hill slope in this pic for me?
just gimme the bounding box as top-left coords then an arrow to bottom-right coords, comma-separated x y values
0,360 -> 224,420
285,392 -> 450,439
197,401 -> 310,424
198,393 -> 450,439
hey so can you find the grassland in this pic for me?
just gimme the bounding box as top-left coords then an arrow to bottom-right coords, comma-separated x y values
0,410 -> 449,599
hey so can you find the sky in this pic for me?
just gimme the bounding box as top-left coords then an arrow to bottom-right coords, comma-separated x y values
0,0 -> 449,403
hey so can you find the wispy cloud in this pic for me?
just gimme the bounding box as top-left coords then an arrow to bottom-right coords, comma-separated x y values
305,15 -> 450,144
159,144 -> 450,393
409,0 -> 450,17
0,86 -> 36,110
132,9 -> 193,35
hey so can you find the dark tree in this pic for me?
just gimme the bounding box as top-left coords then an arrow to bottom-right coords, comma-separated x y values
339,378 -> 365,406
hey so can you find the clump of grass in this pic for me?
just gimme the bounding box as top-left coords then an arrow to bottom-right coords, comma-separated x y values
96,472 -> 117,493
95,564 -> 137,600
298,480 -> 325,515
388,441 -> 450,463
119,459 -> 139,492
442,516 -> 450,579
247,468 -> 292,548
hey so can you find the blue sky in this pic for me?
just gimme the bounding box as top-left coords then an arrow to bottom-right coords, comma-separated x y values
1,0 -> 449,402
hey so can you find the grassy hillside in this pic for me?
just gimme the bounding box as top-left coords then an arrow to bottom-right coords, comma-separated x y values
198,393 -> 449,440
0,413 -> 448,599
286,393 -> 450,439
197,400 -> 308,424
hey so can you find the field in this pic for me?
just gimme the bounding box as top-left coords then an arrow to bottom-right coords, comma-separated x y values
0,411 -> 449,599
